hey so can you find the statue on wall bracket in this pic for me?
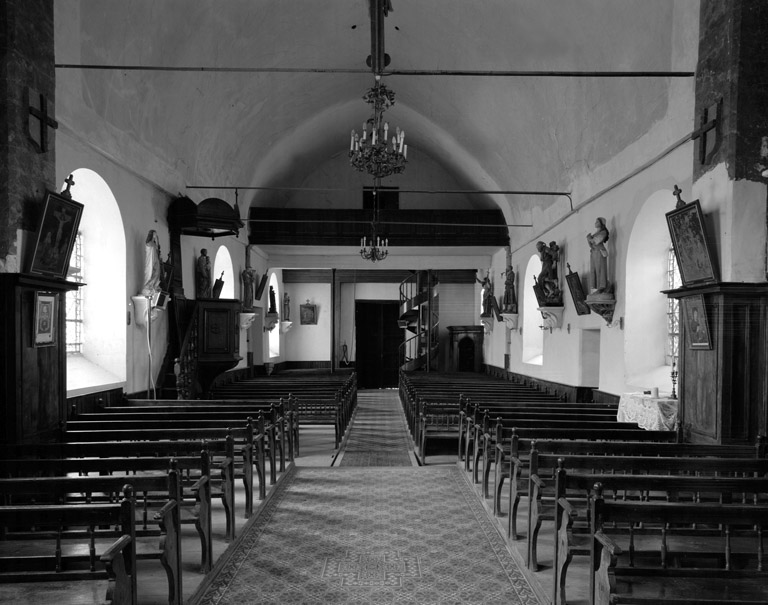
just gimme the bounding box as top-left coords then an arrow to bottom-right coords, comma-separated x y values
533,240 -> 563,307
584,217 -> 616,324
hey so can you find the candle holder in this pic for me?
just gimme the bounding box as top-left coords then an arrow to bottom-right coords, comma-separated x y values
670,360 -> 678,399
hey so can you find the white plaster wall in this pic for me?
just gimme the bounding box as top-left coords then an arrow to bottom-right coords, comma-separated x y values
283,282 -> 332,362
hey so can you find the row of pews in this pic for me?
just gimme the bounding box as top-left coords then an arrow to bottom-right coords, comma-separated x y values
0,370 -> 356,605
210,370 -> 357,448
400,370 -> 768,605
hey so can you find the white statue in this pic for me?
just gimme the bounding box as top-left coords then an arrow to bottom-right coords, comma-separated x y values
140,230 -> 162,298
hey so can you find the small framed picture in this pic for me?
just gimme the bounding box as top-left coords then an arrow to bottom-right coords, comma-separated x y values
34,291 -> 57,347
29,190 -> 84,279
300,302 -> 317,325
683,294 -> 712,350
666,200 -> 719,286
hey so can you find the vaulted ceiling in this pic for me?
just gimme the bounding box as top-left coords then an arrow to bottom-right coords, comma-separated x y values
54,1 -> 695,250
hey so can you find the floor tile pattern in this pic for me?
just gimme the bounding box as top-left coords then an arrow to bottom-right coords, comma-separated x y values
338,390 -> 414,467
192,466 -> 540,604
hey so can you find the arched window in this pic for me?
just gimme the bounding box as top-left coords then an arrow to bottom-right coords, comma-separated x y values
666,247 -> 682,365
522,254 -> 543,365
625,189 -> 676,388
212,245 -> 235,299
268,273 -> 280,358
63,169 -> 127,395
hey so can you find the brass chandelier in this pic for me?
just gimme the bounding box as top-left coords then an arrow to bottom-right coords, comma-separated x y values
349,77 -> 407,179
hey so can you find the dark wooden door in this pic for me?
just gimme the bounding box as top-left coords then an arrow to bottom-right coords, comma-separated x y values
355,301 -> 401,389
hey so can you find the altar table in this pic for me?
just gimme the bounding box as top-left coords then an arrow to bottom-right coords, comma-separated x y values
617,392 -> 678,431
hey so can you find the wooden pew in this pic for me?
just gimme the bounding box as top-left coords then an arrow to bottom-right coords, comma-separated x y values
590,489 -> 768,605
211,371 -> 357,448
0,439 -> 229,570
0,454 -> 211,576
59,424 -> 254,537
418,402 -> 461,464
459,396 -> 617,466
0,470 -> 182,605
0,489 -> 136,605
528,451 -> 768,572
470,407 -> 629,486
554,467 -> 768,605
494,427 -> 679,539
81,401 -> 282,478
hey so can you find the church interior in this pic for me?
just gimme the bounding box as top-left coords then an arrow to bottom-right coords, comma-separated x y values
1,1 -> 768,604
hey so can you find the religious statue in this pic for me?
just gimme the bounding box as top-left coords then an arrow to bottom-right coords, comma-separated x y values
196,249 -> 212,298
283,292 -> 291,321
268,285 -> 277,315
241,245 -> 256,310
502,266 -> 517,314
534,241 -> 562,305
140,230 -> 162,298
586,217 -> 610,294
476,271 -> 493,317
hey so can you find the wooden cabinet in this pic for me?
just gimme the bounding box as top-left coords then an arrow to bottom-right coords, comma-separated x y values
669,283 -> 768,444
448,325 -> 484,373
0,274 -> 78,444
196,299 -> 242,394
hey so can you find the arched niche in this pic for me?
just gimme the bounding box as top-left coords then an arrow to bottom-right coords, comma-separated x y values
522,254 -> 543,365
213,245 -> 235,299
625,188 -> 675,389
63,168 -> 127,395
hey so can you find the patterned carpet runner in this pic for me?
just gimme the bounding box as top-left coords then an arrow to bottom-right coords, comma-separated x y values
192,466 -> 540,604
191,389 -> 539,604
338,390 -> 414,467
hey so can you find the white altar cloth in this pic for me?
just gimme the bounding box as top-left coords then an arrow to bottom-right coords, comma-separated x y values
617,392 -> 678,431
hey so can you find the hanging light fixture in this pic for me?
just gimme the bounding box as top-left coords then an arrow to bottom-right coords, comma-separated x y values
349,77 -> 407,179
360,185 -> 389,262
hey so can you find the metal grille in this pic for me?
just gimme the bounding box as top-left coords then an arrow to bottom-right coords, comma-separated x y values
66,232 -> 84,354
666,247 -> 681,365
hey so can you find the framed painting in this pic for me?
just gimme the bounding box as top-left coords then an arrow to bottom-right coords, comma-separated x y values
490,295 -> 503,321
666,200 -> 719,286
34,291 -> 57,347
300,303 -> 317,325
683,294 -> 712,350
29,191 -> 84,279
565,266 -> 591,315
254,273 -> 269,301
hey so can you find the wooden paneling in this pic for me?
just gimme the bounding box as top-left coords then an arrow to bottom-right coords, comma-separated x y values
248,207 -> 509,247
283,269 -> 477,284
671,283 -> 768,445
0,274 -> 78,444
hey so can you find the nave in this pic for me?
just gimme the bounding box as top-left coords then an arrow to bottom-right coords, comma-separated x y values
189,390 -> 540,605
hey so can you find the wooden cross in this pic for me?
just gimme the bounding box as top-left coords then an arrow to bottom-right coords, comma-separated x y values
62,174 -> 75,199
691,99 -> 721,164
27,88 -> 58,153
672,184 -> 686,208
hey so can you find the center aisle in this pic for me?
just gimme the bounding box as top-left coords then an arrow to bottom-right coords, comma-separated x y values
190,390 -> 540,605
337,390 -> 416,466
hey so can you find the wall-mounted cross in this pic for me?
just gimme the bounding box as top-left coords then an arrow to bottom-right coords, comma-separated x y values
691,99 -> 721,164
28,88 -> 58,153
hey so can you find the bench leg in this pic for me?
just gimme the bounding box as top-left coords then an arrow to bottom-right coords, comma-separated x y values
482,447 -> 493,498
494,471 -> 505,517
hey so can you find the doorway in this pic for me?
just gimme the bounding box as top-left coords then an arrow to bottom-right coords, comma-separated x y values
355,300 -> 401,389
